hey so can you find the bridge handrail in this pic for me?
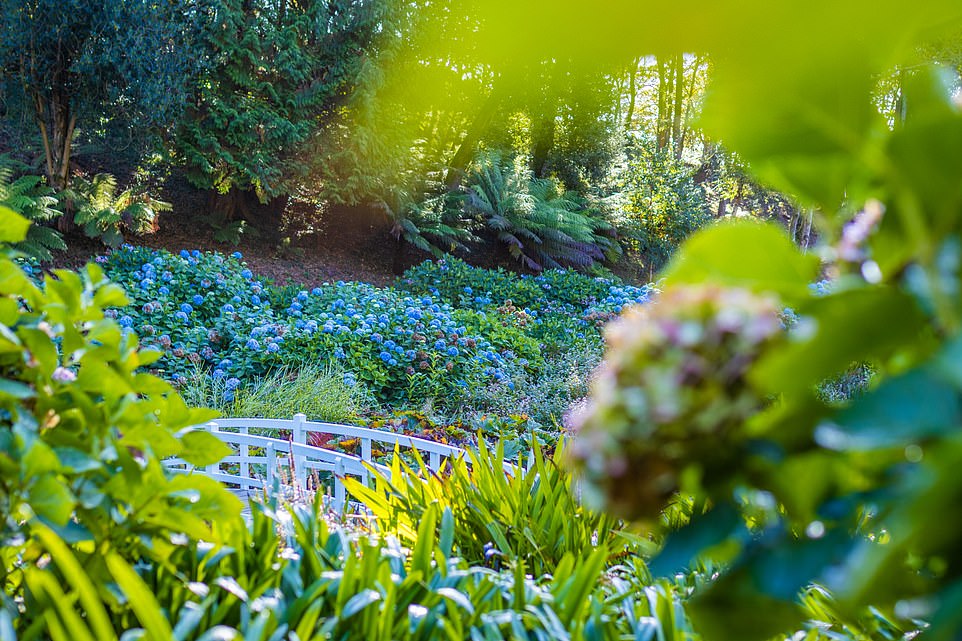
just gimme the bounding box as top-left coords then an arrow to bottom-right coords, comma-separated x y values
170,414 -> 479,512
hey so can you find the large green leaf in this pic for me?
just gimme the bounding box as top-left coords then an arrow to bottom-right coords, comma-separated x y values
177,429 -> 232,467
751,286 -> 929,397
816,368 -> 962,450
662,220 -> 819,302
0,206 -> 30,243
30,475 -> 76,526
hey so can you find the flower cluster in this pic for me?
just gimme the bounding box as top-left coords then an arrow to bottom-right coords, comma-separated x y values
569,285 -> 786,520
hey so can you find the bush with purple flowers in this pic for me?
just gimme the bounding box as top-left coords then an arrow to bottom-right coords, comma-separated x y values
101,247 -> 534,406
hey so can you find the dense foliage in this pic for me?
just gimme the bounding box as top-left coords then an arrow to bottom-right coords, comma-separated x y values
559,3 -> 962,639
98,248 -> 650,438
0,206 -> 240,634
174,0 -> 388,215
0,0 -> 209,189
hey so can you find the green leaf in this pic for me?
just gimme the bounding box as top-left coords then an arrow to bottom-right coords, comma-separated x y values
30,475 -> 76,526
0,206 -> 30,243
816,368 -> 962,450
177,430 -> 232,467
341,589 -> 382,619
0,297 -> 18,325
649,504 -> 744,577
662,220 -> 819,302
106,553 -> 174,640
31,524 -> 117,641
0,378 -> 34,400
752,286 -> 929,398
439,506 -> 455,559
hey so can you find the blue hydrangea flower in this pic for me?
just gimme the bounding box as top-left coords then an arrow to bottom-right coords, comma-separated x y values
192,294 -> 204,306
251,295 -> 261,306
119,315 -> 134,328
312,287 -> 323,296
379,351 -> 392,362
297,290 -> 308,302
434,340 -> 446,350
223,303 -> 235,313
241,269 -> 253,280
446,346 -> 459,357
245,338 -> 260,350
180,303 -> 193,314
267,342 -> 280,354
231,251 -> 243,259
180,250 -> 190,258
174,311 -> 189,323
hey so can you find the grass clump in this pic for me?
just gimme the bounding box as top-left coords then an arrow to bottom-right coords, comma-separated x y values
180,363 -> 371,422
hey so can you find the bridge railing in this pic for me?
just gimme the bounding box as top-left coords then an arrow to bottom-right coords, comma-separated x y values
165,413 -> 472,511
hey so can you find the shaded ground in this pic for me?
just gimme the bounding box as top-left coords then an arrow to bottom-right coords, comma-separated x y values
53,175 -> 649,288
55,177 -> 434,287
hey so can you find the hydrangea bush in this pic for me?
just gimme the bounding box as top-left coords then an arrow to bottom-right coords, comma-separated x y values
399,257 -> 654,350
102,247 -> 525,405
101,247 -> 656,413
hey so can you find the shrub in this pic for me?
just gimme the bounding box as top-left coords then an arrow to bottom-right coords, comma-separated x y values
612,136 -> 711,274
570,285 -> 786,521
102,247 -> 521,407
346,439 -> 641,576
0,206 -> 239,633
464,150 -> 617,271
464,335 -> 604,432
65,173 -> 170,247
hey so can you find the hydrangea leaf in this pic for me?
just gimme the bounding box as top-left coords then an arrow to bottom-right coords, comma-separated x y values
662,220 -> 819,303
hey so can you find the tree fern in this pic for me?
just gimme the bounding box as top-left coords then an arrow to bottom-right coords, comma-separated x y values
385,180 -> 474,257
0,160 -> 66,262
67,174 -> 170,248
466,151 -> 615,271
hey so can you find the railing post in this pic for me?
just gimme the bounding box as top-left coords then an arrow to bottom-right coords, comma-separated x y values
266,442 -> 275,488
361,438 -> 372,485
240,425 -> 249,483
205,422 -> 219,475
430,451 -> 441,472
333,458 -> 346,513
293,413 -> 307,489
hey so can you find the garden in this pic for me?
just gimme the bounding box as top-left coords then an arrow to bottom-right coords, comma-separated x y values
4,1 -> 962,640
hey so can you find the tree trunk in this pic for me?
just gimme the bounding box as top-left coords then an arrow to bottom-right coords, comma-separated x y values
656,58 -> 670,150
530,103 -> 557,178
445,87 -> 506,191
671,54 -> 685,160
624,57 -> 639,132
678,56 -> 702,161
33,89 -> 73,191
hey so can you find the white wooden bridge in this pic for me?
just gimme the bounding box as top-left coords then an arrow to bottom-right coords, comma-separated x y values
165,413 -> 473,512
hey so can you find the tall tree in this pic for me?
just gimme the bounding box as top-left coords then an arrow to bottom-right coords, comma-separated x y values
0,0 -> 211,189
173,0 -> 388,225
